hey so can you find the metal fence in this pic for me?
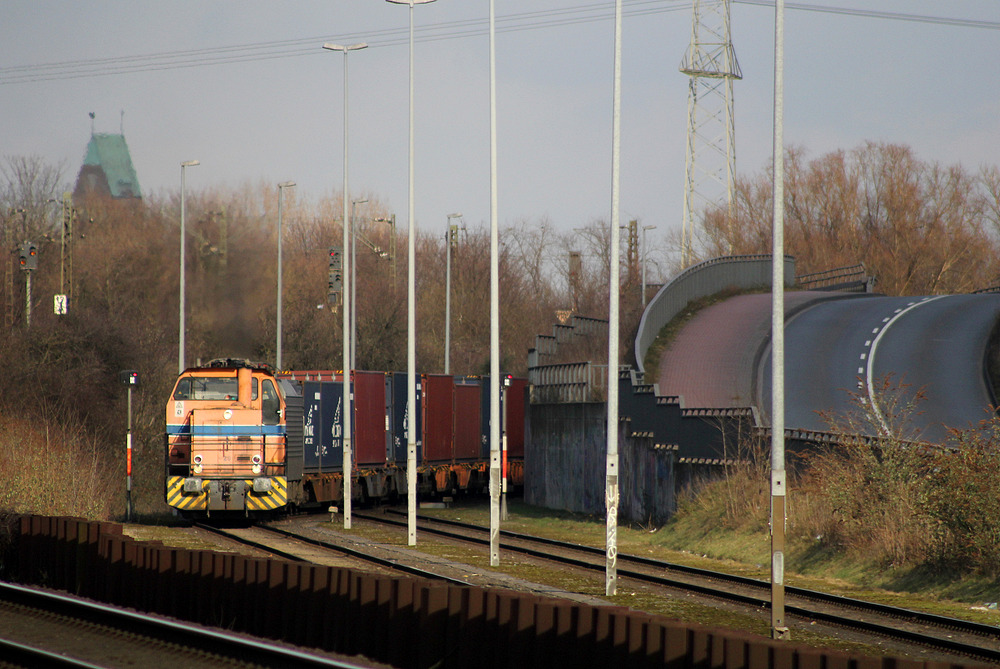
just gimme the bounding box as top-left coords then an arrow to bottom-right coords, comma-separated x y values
528,362 -> 632,403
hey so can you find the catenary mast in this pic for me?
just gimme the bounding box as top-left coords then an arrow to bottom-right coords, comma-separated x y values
680,0 -> 741,266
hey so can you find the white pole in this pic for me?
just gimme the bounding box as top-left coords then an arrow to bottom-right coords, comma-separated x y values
352,198 -> 368,371
324,41 -> 368,531
342,47 -> 353,530
387,0 -> 436,547
488,0 -> 501,567
445,227 -> 451,374
277,181 -> 295,370
606,0 -> 623,597
770,0 -> 789,641
179,160 -> 199,374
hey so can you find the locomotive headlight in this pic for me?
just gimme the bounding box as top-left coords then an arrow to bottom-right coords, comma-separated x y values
251,454 -> 262,474
193,453 -> 203,474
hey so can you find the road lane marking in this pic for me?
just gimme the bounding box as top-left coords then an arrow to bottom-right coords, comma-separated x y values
865,296 -> 947,435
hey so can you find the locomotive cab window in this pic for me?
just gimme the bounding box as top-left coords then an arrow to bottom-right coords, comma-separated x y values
261,379 -> 280,425
173,376 -> 259,401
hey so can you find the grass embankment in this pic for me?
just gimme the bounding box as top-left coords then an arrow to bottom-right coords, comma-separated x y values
326,497 -> 996,658
414,499 -> 1000,619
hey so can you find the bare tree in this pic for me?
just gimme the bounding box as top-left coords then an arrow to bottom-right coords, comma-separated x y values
1,155 -> 66,240
699,142 -> 1000,295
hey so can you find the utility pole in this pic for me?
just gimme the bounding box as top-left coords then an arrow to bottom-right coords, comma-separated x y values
444,212 -> 461,374
4,211 -> 14,330
627,219 -> 638,280
642,225 -> 656,307
680,0 -> 741,266
569,251 -> 582,313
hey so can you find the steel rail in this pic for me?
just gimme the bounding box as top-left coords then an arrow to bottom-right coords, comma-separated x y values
196,522 -> 469,586
260,522 -> 471,586
0,580 -> 365,668
356,510 -> 1000,664
386,511 -> 1000,639
0,636 -> 105,668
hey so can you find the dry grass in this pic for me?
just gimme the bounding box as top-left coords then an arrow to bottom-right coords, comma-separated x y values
0,415 -> 117,520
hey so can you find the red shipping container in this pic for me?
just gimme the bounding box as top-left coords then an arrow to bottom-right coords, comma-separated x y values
453,382 -> 481,461
505,378 -> 527,458
422,374 -> 454,463
353,371 -> 388,466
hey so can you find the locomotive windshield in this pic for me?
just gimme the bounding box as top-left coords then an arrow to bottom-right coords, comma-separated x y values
173,376 -> 259,401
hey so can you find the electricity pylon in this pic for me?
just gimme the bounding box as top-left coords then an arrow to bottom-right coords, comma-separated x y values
680,0 -> 741,266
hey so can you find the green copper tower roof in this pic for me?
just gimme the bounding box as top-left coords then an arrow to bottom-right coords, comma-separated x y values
76,133 -> 141,199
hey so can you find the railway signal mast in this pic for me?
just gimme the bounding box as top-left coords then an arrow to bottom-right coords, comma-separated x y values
679,0 -> 741,267
18,241 -> 37,326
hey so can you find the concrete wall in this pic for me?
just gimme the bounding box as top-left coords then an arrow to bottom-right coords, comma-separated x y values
525,400 -> 678,525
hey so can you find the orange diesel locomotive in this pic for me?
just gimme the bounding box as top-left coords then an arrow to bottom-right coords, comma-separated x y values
165,359 -> 291,516
165,359 -> 527,518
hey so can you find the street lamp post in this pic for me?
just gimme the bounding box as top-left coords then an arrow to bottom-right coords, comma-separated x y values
770,0 -> 790,642
324,40 -> 368,531
488,0 -> 502,566
444,212 -> 462,375
387,0 -> 436,547
606,0 -> 624,598
179,160 -> 199,374
277,181 -> 296,370
351,197 -> 369,370
641,225 -> 656,307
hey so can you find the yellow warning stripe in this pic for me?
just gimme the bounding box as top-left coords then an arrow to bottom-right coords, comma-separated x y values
166,476 -> 287,512
166,476 -> 208,511
245,477 -> 288,512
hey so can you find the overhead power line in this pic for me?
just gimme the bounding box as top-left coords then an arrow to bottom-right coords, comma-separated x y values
1,0 -> 996,85
733,0 -> 1000,30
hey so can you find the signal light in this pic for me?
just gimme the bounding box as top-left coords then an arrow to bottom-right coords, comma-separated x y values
328,246 -> 343,300
328,246 -> 343,270
18,242 -> 37,271
119,370 -> 140,387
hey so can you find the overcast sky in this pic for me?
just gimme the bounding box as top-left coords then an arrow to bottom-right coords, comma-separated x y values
3,1 -> 998,248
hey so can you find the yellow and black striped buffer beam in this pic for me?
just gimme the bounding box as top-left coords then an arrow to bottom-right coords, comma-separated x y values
166,476 -> 208,511
245,477 -> 287,511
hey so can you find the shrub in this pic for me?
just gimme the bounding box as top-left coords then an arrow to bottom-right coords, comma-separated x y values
805,377 -> 936,566
924,417 -> 1000,575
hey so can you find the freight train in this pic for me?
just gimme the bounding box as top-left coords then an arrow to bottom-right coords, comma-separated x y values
165,358 -> 526,518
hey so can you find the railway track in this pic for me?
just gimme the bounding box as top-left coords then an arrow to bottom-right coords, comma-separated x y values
351,509 -> 1000,665
193,522 -> 472,586
0,580 -> 368,668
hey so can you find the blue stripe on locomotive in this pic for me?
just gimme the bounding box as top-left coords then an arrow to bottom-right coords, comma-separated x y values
166,424 -> 284,436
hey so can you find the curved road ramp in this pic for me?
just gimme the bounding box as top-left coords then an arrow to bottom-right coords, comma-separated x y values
527,256 -> 999,523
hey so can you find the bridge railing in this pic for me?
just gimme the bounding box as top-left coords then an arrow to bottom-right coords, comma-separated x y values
528,362 -> 630,403
633,254 -> 796,377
